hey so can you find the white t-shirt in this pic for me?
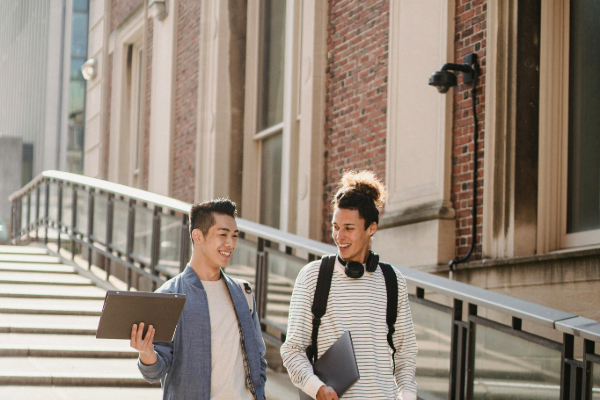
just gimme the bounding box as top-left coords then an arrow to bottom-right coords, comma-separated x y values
201,278 -> 253,400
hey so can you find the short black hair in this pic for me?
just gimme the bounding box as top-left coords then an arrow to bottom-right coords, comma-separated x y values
189,198 -> 237,238
331,170 -> 387,230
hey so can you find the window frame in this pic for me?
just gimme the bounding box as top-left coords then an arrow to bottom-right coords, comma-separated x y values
538,0 -> 600,252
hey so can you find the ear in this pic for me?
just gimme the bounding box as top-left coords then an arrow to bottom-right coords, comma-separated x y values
192,229 -> 204,245
367,222 -> 377,237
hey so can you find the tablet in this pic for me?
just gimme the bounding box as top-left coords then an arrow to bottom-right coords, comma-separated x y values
96,290 -> 186,341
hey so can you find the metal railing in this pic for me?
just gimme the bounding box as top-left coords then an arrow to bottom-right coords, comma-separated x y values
9,170 -> 600,400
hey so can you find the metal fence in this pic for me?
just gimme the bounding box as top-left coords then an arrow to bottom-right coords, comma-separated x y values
9,170 -> 600,400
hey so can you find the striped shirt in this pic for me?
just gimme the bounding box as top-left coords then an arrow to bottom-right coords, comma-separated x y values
280,258 -> 418,400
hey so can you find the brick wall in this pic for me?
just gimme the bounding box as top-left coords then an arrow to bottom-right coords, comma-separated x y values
110,0 -> 143,32
451,0 -> 486,260
170,0 -> 200,202
141,17 -> 153,191
322,0 -> 389,243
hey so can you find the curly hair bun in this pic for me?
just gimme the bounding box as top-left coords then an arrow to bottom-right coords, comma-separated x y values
337,170 -> 388,209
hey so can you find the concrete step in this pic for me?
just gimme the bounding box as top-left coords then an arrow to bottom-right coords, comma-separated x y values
0,357 -> 159,387
0,333 -> 132,349
267,293 -> 292,304
0,313 -> 99,335
0,263 -> 76,274
266,302 -> 290,317
0,283 -> 106,300
0,254 -> 60,264
0,245 -> 48,255
0,386 -> 161,400
0,271 -> 93,286
0,298 -> 104,316
0,344 -> 137,358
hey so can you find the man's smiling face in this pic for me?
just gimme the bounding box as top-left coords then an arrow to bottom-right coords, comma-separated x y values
193,213 -> 238,270
331,207 -> 377,264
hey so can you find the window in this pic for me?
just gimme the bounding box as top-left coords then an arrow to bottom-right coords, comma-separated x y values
256,0 -> 286,228
566,0 -> 600,236
538,0 -> 600,251
66,0 -> 89,174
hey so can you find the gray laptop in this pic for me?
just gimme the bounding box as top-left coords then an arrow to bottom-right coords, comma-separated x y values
96,290 -> 186,342
299,331 -> 360,399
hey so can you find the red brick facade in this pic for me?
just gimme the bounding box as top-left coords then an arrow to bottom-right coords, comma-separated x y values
322,0 -> 487,262
322,0 -> 390,243
110,0 -> 143,32
170,0 -> 200,203
451,0 -> 486,260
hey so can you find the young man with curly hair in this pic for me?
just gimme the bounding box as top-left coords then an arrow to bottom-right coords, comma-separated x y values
281,171 -> 418,400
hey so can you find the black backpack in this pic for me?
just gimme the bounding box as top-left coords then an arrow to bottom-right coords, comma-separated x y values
305,255 -> 399,372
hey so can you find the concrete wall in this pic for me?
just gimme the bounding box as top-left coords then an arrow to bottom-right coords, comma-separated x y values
0,137 -> 23,234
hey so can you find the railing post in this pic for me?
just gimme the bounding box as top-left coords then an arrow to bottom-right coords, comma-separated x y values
255,238 -> 269,321
35,184 -> 41,241
10,200 -> 16,243
464,303 -> 477,400
125,199 -> 136,290
57,181 -> 63,251
582,339 -> 595,400
71,185 -> 78,259
561,333 -> 577,400
87,188 -> 95,270
449,298 -> 466,400
179,214 -> 189,273
44,180 -> 50,244
105,193 -> 114,280
26,190 -> 31,239
150,206 -> 162,290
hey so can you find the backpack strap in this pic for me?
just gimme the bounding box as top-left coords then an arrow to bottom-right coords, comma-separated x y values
379,262 -> 399,373
306,255 -> 336,365
233,278 -> 254,314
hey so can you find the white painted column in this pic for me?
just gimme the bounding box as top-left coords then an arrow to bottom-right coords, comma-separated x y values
147,0 -> 178,196
374,0 -> 456,267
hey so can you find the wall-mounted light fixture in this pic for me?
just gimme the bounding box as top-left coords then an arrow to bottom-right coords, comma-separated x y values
429,53 -> 480,272
81,58 -> 97,80
149,0 -> 168,21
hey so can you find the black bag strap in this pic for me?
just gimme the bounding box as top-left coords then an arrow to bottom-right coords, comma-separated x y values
306,255 -> 336,365
380,262 -> 398,373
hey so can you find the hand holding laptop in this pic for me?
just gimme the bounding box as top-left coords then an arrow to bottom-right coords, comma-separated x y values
130,322 -> 157,365
317,385 -> 340,400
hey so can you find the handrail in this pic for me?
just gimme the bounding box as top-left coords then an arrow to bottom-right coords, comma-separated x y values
8,170 -> 600,339
9,170 -> 600,399
10,171 -> 335,256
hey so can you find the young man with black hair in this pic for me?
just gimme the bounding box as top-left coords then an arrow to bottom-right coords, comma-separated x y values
281,171 -> 418,400
130,199 -> 267,400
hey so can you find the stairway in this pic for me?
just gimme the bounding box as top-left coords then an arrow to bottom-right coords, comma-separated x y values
0,244 -> 299,400
0,244 -> 161,399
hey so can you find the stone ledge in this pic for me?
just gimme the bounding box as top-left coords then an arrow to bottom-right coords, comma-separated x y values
379,200 -> 455,229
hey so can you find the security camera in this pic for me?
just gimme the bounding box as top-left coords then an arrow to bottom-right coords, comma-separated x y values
428,70 -> 458,93
428,53 -> 479,94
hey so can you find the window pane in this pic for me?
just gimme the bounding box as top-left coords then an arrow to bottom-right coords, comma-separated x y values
473,324 -> 561,400
132,205 -> 153,264
158,213 -> 183,278
93,194 -> 107,243
76,188 -> 88,234
112,199 -> 129,253
260,132 -> 282,228
567,0 -> 600,234
258,0 -> 286,130
71,12 -> 88,57
411,302 -> 451,400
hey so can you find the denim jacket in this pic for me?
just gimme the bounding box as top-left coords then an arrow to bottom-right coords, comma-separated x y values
137,265 -> 267,400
